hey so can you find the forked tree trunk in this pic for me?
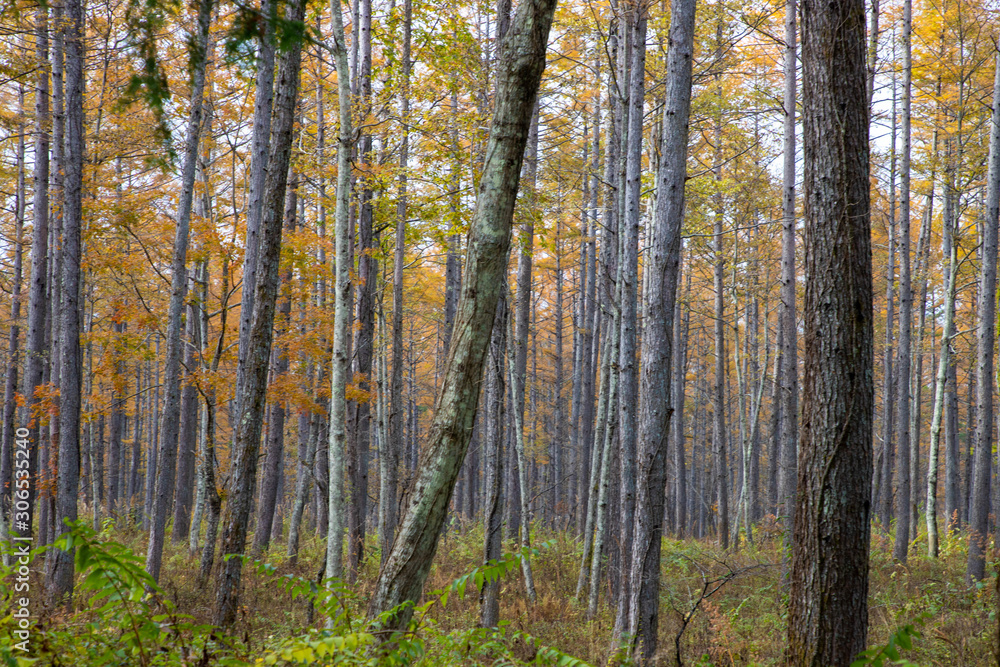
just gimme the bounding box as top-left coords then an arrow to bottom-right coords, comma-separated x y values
365,0 -> 556,631
788,0 -> 872,661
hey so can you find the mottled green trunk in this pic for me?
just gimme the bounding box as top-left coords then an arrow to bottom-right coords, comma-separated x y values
365,0 -> 557,633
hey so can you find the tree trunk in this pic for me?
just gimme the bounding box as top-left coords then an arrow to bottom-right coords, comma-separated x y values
779,0 -> 799,549
384,0 -> 411,563
480,297 -> 506,628
624,0 -> 695,656
346,0 -> 374,579
253,169 -> 297,556
787,0 -> 872,660
967,47 -> 1000,584
1,84 -> 26,546
893,0 -> 913,563
326,0 -> 354,584
212,0 -> 304,623
145,0 -> 213,584
364,0 -> 556,631
48,0 -> 86,603
20,3 -> 49,541
926,178 -> 958,558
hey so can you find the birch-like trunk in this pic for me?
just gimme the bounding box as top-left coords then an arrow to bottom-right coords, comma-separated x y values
966,47 -> 1000,584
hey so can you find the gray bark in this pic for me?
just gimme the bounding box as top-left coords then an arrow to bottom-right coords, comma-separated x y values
20,2 -> 49,541
480,297 -> 506,629
48,0 -> 86,602
966,47 -> 1000,584
212,0 -> 304,623
787,0 -> 872,660
893,0 -> 913,563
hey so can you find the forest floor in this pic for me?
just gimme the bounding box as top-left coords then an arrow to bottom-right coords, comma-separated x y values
6,515 -> 997,666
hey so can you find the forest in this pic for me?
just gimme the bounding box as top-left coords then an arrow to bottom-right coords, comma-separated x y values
0,0 -> 997,663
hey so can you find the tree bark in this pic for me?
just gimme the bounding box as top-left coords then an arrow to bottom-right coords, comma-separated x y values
48,0 -> 86,603
893,0 -> 913,563
212,0 -> 304,623
20,3 -> 49,541
384,0 -> 411,563
480,297 -> 506,628
787,0 -> 872,660
364,0 -> 556,631
145,0 -> 214,584
966,47 -> 1000,584
624,0 -> 696,656
326,0 -> 354,584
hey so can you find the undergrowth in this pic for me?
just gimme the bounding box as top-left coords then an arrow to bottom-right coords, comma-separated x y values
0,516 -> 994,665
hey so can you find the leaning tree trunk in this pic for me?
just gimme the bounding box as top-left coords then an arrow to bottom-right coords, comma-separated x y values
967,47 -> 1000,584
145,0 -> 214,584
624,0 -> 696,658
364,0 -> 557,633
212,0 -> 304,624
788,0 -> 873,662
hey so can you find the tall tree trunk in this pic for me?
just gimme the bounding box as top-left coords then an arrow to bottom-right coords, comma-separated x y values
926,175 -> 958,558
505,294 -> 537,602
20,3 -> 49,541
364,0 -> 556,631
966,47 -> 1000,584
346,0 -> 374,579
253,170 -> 297,556
712,27 -> 730,548
779,0 -> 799,551
624,0 -> 695,656
787,0 -> 872,660
145,0 -> 214,583
893,0 -> 913,563
173,299 -> 201,541
48,0 -> 86,603
327,0 -> 355,583
876,75 -> 897,528
384,0 -> 411,564
237,0 -> 275,402
1,85 -> 26,540
212,0 -> 304,623
480,297 -> 506,628
613,3 -> 644,638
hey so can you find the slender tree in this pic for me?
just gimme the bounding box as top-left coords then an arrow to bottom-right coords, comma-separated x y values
625,0 -> 696,657
212,0 -> 305,623
967,47 -> 1000,584
365,0 -> 557,631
